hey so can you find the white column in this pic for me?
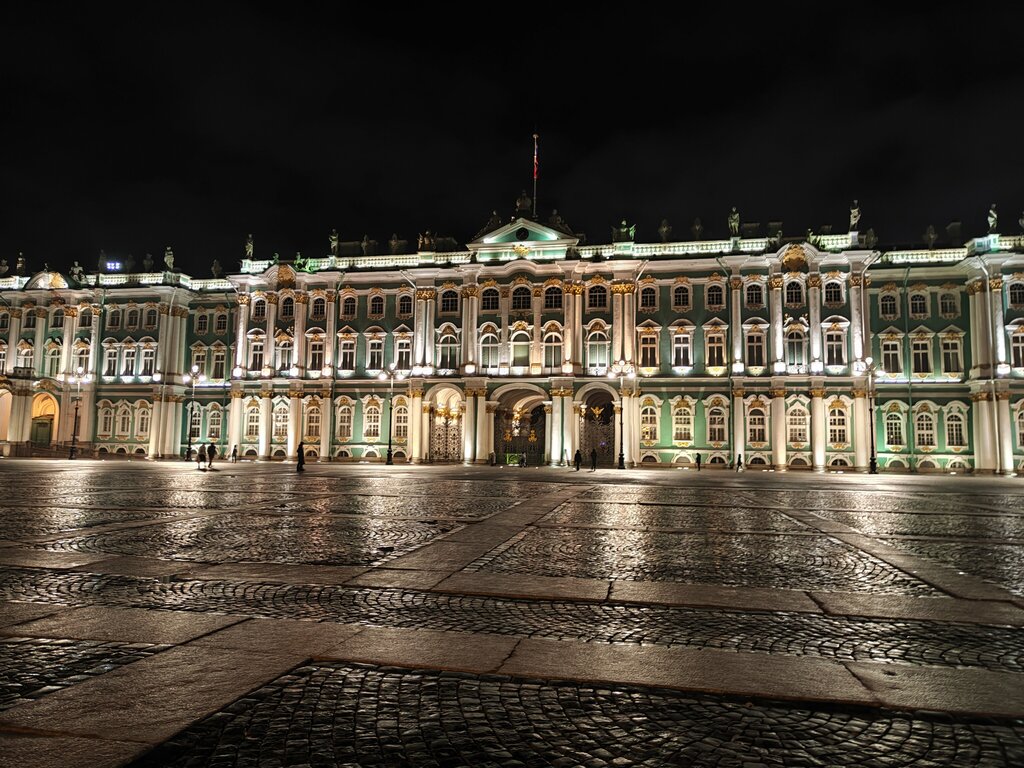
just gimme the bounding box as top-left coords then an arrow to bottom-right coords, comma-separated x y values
462,391 -> 476,464
413,293 -> 426,366
424,292 -> 436,368
5,308 -> 22,357
410,388 -> 423,463
563,395 -> 577,463
89,308 -> 101,377
228,391 -> 244,455
732,390 -> 745,465
730,278 -> 743,369
543,404 -> 552,464
550,392 -> 563,467
968,286 -> 984,375
769,277 -> 784,369
287,392 -> 301,458
613,400 -> 622,467
294,296 -> 307,374
853,388 -> 869,471
461,289 -> 473,367
325,293 -> 337,368
771,388 -> 786,469
612,288 -> 623,362
475,392 -> 488,464
562,288 -> 573,370
623,286 -> 636,364
258,391 -> 272,459
499,288 -> 510,366
319,394 -> 332,460
156,304 -> 171,372
164,396 -> 183,457
991,279 -> 1007,369
234,297 -> 249,369
265,296 -> 278,374
61,309 -> 76,374
808,276 -> 823,366
573,286 -> 584,368
997,393 -> 1014,474
421,404 -> 432,462
33,309 -> 46,376
8,386 -> 31,445
849,276 -> 864,363
531,289 -> 542,370
811,386 -> 826,471
148,397 -> 164,457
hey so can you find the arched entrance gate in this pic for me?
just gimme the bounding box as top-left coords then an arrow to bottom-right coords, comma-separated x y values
578,388 -> 616,467
491,387 -> 547,467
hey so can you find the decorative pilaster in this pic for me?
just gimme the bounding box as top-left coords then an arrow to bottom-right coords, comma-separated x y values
325,291 -> 337,368
287,388 -> 302,458
462,389 -> 477,464
852,387 -> 869,471
549,389 -> 564,467
808,275 -> 823,370
849,274 -> 864,363
810,385 -> 826,470
33,308 -> 46,376
769,276 -> 784,371
612,285 -> 623,362
424,290 -> 436,368
474,390 -> 488,463
264,294 -> 278,375
531,287 -> 542,372
293,294 -> 307,375
996,391 -> 1013,474
234,295 -> 249,370
770,387 -> 786,469
258,388 -> 272,460
148,394 -> 164,458
228,389 -> 244,454
409,387 -> 424,463
990,277 -> 1006,371
732,386 -> 745,464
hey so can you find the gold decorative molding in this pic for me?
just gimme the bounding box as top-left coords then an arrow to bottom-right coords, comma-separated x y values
461,286 -> 478,298
809,388 -> 827,398
807,275 -> 822,289
415,289 -> 436,301
294,294 -> 309,305
852,388 -> 867,398
990,277 -> 1003,291
768,276 -> 784,290
730,277 -> 743,290
567,283 -> 585,295
849,274 -> 863,287
768,388 -> 786,398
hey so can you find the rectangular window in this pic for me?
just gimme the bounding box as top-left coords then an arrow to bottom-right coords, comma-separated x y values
396,339 -> 412,370
104,348 -> 118,377
672,335 -> 691,367
912,340 -> 930,374
141,348 -> 155,376
246,409 -> 260,438
339,341 -> 356,371
941,338 -> 961,374
787,412 -> 808,443
825,332 -> 845,366
367,339 -> 384,371
122,348 -> 137,376
706,335 -> 725,368
1013,336 -> 1024,368
250,342 -> 264,372
337,407 -> 352,440
25,312 -> 37,329
212,350 -> 226,379
746,334 -> 765,367
192,350 -> 206,373
309,341 -> 324,372
882,340 -> 902,375
639,335 -> 658,368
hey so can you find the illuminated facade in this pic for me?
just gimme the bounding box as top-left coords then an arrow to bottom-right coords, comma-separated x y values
1,215 -> 1023,472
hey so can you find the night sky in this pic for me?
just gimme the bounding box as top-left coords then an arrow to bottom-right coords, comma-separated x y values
2,5 -> 1022,277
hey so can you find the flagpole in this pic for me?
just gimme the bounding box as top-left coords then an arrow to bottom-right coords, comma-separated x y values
532,133 -> 539,220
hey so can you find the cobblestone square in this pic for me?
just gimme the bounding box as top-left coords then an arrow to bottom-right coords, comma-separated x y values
1,460 -> 1023,767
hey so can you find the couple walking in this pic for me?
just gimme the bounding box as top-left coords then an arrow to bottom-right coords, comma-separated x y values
573,448 -> 598,472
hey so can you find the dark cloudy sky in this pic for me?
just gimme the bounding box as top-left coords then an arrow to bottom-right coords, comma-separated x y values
2,4 -> 1022,276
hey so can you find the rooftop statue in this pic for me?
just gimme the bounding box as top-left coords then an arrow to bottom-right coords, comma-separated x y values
143,253 -> 154,271
211,259 -> 223,278
658,219 -> 672,243
486,210 -> 503,230
164,246 -> 175,271
245,234 -> 254,259
727,207 -> 740,237
515,190 -> 532,215
329,229 -> 339,256
988,203 -> 998,234
124,253 -> 135,273
294,251 -> 307,271
69,261 -> 85,282
418,231 -> 435,251
389,233 -> 401,255
16,253 -> 26,275
0,258 -> 7,277
691,217 -> 704,240
849,200 -> 861,231
611,219 -> 636,243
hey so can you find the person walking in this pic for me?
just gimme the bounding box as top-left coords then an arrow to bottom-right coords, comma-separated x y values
206,443 -> 215,469
695,452 -> 702,472
736,454 -> 743,472
196,446 -> 204,470
574,449 -> 582,472
230,445 -> 238,463
296,442 -> 305,472
589,448 -> 598,472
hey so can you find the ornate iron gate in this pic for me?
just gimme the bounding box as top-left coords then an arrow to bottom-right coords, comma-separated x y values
494,406 -> 545,466
430,413 -> 462,462
579,401 -> 616,467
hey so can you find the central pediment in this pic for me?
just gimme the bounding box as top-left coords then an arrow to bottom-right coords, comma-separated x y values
468,217 -> 579,262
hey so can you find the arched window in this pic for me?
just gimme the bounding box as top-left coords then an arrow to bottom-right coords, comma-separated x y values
252,300 -> 266,321
245,406 -> 260,438
394,405 -> 409,439
586,330 -> 609,369
885,412 -> 904,445
280,297 -> 294,320
0,312 -> 11,332
481,288 -> 499,311
745,283 -> 763,307
269,404 -> 287,440
480,333 -> 500,368
1011,334 -> 1024,368
46,347 -> 61,377
189,407 -> 202,439
437,333 -> 459,370
311,297 -> 326,319
75,347 -> 90,372
145,308 -> 158,328
116,407 -> 132,436
824,282 -> 843,304
0,342 -> 7,373
440,290 -> 459,314
945,412 -> 965,447
543,330 -> 562,371
126,309 -> 139,329
364,405 -> 381,438
369,295 -> 385,316
640,286 -> 657,309
208,408 -> 222,439
787,407 -> 808,443
52,309 -> 65,329
1010,283 -> 1024,307
336,405 -> 353,440
880,294 -> 897,318
909,293 -> 928,316
673,407 -> 692,442
99,408 -> 113,436
707,407 -> 726,443
915,412 -> 935,447
748,407 -> 766,443
587,285 -> 607,309
342,296 -> 357,318
673,285 -> 690,309
939,293 -> 958,315
640,403 -> 658,441
544,286 -> 562,310
107,309 -> 121,330
398,294 -> 413,315
511,331 -> 531,367
305,405 -> 321,439
80,309 -> 93,328
828,407 -> 848,444
196,314 -> 209,334
706,284 -> 724,309
511,286 -> 532,310
786,329 -> 806,367
1018,410 -> 1024,448
136,408 -> 151,437
785,282 -> 803,305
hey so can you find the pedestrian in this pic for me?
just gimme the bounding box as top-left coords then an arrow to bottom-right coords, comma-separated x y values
695,452 -> 702,472
574,449 -> 582,472
230,445 -> 238,463
196,446 -> 204,470
519,453 -> 526,468
589,448 -> 597,472
206,443 -> 215,469
296,442 -> 305,472
736,454 -> 743,472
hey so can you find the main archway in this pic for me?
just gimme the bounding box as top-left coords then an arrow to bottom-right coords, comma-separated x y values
576,382 -> 617,467
425,385 -> 464,463
31,392 -> 59,446
490,384 -> 547,467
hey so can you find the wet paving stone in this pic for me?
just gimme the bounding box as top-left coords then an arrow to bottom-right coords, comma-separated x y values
274,494 -> 514,520
37,514 -> 460,566
127,662 -> 1024,768
883,540 -> 1024,598
813,510 -> 1024,540
0,636 -> 168,711
541,502 -> 808,532
0,507 -> 188,539
2,567 -> 1018,673
4,490 -> 310,510
469,528 -> 939,595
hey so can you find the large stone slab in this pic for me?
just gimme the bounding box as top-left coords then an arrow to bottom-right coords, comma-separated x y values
69,555 -> 198,578
0,733 -> 148,768
0,645 -> 305,744
499,638 -> 877,706
0,602 -> 65,629
813,591 -> 1024,626
188,562 -> 368,584
190,618 -> 362,654
319,626 -> 519,673
344,568 -> 452,589
2,605 -> 244,644
384,542 -> 497,571
0,550 -> 111,570
611,581 -> 821,613
433,572 -> 610,602
846,661 -> 1024,718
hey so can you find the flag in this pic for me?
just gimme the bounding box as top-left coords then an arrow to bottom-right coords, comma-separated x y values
533,133 -> 539,180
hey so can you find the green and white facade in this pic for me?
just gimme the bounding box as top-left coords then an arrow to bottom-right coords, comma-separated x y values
2,217 -> 1023,472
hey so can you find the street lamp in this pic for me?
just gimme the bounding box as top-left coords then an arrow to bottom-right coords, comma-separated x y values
865,357 -> 884,474
183,363 -> 205,461
607,360 -> 636,469
379,362 -> 406,466
68,366 -> 91,459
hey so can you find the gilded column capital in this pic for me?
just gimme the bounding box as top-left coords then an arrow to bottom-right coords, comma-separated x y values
990,277 -> 1004,292
544,405 -> 552,414
730,277 -> 743,291
809,388 -> 826,398
230,390 -> 245,399
260,387 -> 274,398
266,293 -> 279,305
158,303 -> 170,315
408,389 -> 424,399
995,391 -> 1011,400
326,290 -> 337,301
236,294 -> 251,306
34,307 -> 47,317
288,388 -> 303,399
768,388 -> 786,398
567,283 -> 585,296
852,388 -> 867,398
294,294 -> 309,305
768,276 -> 784,290
971,392 -> 991,402
416,289 -> 436,301
461,286 -> 478,298
807,275 -> 822,289
422,404 -> 433,414
65,307 -> 78,318
9,308 -> 22,319
732,388 -> 745,398
849,274 -> 863,287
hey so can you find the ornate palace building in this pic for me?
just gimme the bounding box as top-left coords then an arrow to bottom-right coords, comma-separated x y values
1,205 -> 1023,472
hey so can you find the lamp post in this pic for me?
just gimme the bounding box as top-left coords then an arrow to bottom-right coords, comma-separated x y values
865,356 -> 883,474
68,366 -> 91,459
608,360 -> 636,469
183,363 -> 205,461
379,362 -> 405,466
